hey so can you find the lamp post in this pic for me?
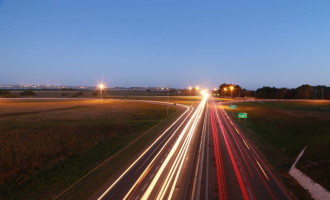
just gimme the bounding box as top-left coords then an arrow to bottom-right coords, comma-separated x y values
322,88 -> 324,100
315,89 -> 317,99
98,83 -> 105,99
167,85 -> 169,116
213,88 -> 217,96
189,86 -> 192,96
224,88 -> 227,97
230,85 -> 234,99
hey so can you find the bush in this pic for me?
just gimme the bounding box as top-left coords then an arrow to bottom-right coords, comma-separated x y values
0,89 -> 11,97
19,90 -> 36,96
72,92 -> 84,97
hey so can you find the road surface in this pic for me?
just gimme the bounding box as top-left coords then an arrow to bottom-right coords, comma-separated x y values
93,96 -> 291,200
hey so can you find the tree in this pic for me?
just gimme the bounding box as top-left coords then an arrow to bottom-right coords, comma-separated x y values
0,89 -> 11,97
218,83 -> 242,97
240,89 -> 254,97
275,88 -> 288,99
255,86 -> 278,98
295,84 -> 313,99
20,90 -> 36,96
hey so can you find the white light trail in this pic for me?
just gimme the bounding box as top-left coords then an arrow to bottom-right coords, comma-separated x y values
98,103 -> 191,200
141,95 -> 208,199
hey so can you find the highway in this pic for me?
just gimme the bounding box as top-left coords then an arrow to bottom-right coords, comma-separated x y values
93,95 -> 291,200
207,98 -> 291,200
94,96 -> 208,200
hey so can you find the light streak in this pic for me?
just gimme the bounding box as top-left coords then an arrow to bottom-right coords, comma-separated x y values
256,160 -> 269,181
213,100 -> 251,200
122,107 -> 193,199
141,95 -> 208,199
214,100 -> 290,200
98,103 -> 191,200
209,104 -> 227,200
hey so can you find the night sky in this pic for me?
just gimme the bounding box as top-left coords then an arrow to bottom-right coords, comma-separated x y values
1,0 -> 329,89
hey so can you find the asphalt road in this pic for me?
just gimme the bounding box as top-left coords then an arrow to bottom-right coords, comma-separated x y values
206,98 -> 291,200
94,96 -> 208,200
93,96 -> 291,200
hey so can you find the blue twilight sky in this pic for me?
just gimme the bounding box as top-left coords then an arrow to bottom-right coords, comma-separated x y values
0,0 -> 330,89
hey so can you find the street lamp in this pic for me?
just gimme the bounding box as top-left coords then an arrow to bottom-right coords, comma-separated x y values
224,88 -> 227,97
195,86 -> 199,96
188,86 -> 192,96
230,85 -> 234,99
213,88 -> 217,96
98,83 -> 105,99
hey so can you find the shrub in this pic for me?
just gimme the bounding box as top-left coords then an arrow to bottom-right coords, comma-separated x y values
72,92 -> 84,97
0,89 -> 11,97
19,90 -> 36,96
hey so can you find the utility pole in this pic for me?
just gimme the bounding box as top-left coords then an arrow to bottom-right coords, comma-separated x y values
167,85 -> 169,116
322,88 -> 324,100
314,89 -> 317,99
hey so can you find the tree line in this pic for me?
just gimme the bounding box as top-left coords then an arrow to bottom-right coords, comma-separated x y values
255,85 -> 330,99
213,84 -> 330,99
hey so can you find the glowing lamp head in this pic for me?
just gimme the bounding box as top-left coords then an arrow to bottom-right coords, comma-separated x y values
188,86 -> 192,90
230,85 -> 234,91
224,88 -> 227,91
98,83 -> 105,90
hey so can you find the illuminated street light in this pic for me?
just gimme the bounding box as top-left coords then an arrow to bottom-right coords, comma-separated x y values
188,86 -> 192,96
230,85 -> 234,99
98,83 -> 105,99
224,87 -> 227,97
200,89 -> 208,96
230,86 -> 234,91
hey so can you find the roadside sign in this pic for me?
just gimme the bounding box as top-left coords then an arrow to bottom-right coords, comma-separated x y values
238,113 -> 247,119
218,99 -> 222,102
229,105 -> 237,109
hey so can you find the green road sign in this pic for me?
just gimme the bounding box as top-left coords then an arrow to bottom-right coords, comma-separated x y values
229,105 -> 237,109
218,99 -> 222,102
238,113 -> 247,119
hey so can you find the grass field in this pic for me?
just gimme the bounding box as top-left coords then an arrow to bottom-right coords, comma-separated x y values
5,89 -> 200,99
0,99 -> 187,200
224,100 -> 330,197
111,96 -> 202,106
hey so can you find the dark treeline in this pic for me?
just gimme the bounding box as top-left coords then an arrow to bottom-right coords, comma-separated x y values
213,83 -> 330,99
255,84 -> 330,99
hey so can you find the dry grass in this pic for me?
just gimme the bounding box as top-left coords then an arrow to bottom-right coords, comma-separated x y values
110,95 -> 202,106
224,100 -> 330,197
0,99 -> 180,199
